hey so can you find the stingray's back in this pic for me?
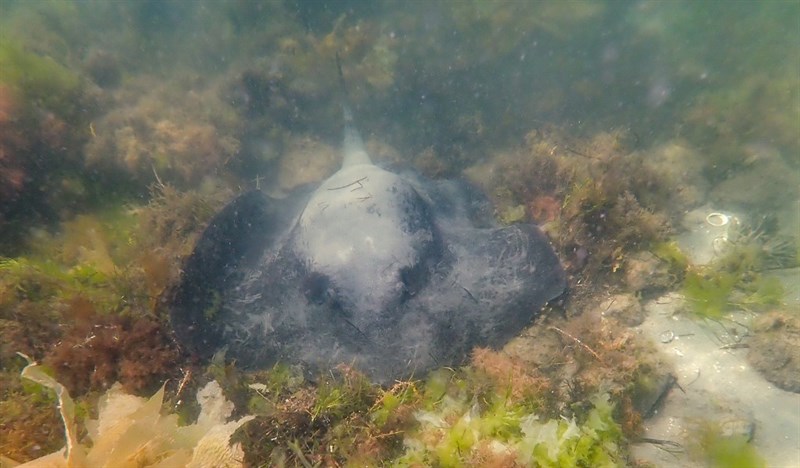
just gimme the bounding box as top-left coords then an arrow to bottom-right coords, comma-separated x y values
166,175 -> 566,383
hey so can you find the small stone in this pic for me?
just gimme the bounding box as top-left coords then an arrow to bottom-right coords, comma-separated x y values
719,417 -> 756,442
659,330 -> 675,344
631,372 -> 675,417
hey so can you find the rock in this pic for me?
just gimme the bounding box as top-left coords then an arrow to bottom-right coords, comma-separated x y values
624,251 -> 673,294
747,311 -> 800,393
631,371 -> 675,417
598,293 -> 644,327
710,154 -> 800,210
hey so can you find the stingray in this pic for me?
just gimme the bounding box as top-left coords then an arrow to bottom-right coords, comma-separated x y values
167,98 -> 566,384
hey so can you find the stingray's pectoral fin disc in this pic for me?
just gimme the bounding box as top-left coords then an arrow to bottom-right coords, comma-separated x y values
165,190 -> 287,358
443,223 -> 567,350
493,224 -> 567,304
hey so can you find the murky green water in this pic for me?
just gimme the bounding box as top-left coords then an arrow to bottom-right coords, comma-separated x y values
1,1 -> 798,466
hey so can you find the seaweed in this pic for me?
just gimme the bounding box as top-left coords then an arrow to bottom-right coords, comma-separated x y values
466,127 -> 672,285
0,39 -> 83,118
5,359 -> 255,467
237,363 -> 416,466
688,422 -> 765,468
82,71 -> 245,189
0,180 -> 241,459
43,310 -> 181,396
0,359 -> 63,463
0,39 -> 98,253
0,208 -> 146,319
396,369 -> 624,467
227,342 -> 636,466
682,265 -> 785,318
677,232 -> 788,318
2,251 -> 181,398
134,183 -> 233,301
652,241 -> 690,276
2,294 -> 654,466
682,269 -> 739,319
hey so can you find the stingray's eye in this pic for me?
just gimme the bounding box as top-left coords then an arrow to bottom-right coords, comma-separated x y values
303,272 -> 331,305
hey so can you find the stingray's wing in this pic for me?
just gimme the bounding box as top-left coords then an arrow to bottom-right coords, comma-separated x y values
350,176 -> 567,382
363,223 -> 567,381
166,189 -> 307,358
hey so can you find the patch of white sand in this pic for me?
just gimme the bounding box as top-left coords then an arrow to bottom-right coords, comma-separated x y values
631,295 -> 800,466
632,204 -> 800,466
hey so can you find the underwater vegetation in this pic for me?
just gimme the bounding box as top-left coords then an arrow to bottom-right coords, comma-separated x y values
0,185 -> 232,461
0,0 -> 797,465
2,358 -> 254,467
686,420 -> 766,468
646,216 -> 799,395
0,40 -> 97,253
3,347 -> 632,467
230,345 -> 635,466
678,48 -> 800,189
83,74 -> 244,190
0,40 -> 83,118
466,127 -> 672,286
657,216 -> 795,319
3,304 -> 665,466
395,372 -> 621,467
680,268 -> 784,320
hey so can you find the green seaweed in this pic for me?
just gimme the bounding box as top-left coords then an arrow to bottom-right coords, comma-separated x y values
705,435 -> 765,468
682,266 -> 785,318
0,209 -> 142,310
738,275 -> 784,309
310,367 -> 374,422
0,257 -> 119,312
370,380 -> 419,428
0,39 -> 83,118
652,241 -> 690,275
395,368 -> 623,467
231,354 -> 629,466
683,269 -> 739,319
691,423 -> 765,468
676,231 -> 787,318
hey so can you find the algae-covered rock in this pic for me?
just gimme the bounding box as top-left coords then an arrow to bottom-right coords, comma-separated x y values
709,152 -> 800,211
0,40 -> 83,118
0,40 -> 95,252
624,250 -> 674,295
748,311 -> 800,393
83,74 -> 243,189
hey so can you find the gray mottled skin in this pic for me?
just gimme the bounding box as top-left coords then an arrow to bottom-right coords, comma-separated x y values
167,107 -> 566,384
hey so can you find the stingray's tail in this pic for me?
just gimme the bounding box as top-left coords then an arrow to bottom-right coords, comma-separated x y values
336,52 -> 371,167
